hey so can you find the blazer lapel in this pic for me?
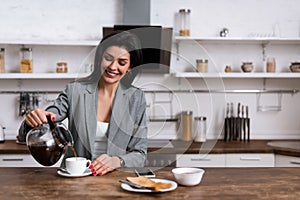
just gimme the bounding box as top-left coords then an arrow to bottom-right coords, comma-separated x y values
107,85 -> 132,151
82,84 -> 97,152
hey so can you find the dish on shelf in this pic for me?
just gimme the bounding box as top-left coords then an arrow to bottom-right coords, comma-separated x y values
290,62 -> 300,72
241,62 -> 253,72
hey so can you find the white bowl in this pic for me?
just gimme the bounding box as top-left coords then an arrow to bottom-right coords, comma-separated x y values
172,167 -> 205,186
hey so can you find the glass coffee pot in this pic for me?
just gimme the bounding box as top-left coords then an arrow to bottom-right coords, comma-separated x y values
26,116 -> 73,166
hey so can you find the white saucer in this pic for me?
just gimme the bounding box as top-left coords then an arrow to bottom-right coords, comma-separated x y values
121,178 -> 177,193
57,168 -> 92,178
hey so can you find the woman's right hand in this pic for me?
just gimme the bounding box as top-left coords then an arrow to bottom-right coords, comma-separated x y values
25,109 -> 56,127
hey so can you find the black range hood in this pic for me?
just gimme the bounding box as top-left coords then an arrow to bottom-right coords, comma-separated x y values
102,0 -> 172,73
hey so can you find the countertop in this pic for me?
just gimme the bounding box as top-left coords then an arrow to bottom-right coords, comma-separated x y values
0,167 -> 299,200
1,139 -> 299,157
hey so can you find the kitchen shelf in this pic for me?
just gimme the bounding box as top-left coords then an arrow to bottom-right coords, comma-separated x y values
173,72 -> 300,78
0,73 -> 90,79
0,40 -> 99,46
174,36 -> 300,45
143,89 -> 298,94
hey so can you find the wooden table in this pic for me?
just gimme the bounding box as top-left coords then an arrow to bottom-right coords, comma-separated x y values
0,167 -> 299,200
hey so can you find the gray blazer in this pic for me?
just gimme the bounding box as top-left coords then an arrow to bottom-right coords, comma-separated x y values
20,81 -> 148,167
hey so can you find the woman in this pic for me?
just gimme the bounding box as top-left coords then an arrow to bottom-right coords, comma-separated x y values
18,31 -> 147,176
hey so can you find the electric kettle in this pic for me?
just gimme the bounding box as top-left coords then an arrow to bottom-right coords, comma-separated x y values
26,116 -> 73,166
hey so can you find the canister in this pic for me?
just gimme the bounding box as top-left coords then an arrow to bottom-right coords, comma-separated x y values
56,62 -> 68,73
20,47 -> 33,73
178,9 -> 191,36
180,111 -> 193,141
194,116 -> 207,142
196,59 -> 208,72
0,48 -> 5,73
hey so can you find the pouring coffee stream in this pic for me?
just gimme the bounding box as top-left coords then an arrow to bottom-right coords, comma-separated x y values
26,116 -> 75,166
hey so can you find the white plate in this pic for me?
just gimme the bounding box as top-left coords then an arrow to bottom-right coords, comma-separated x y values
57,168 -> 92,178
121,178 -> 177,193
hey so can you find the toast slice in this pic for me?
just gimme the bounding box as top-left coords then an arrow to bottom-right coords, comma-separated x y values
126,176 -> 172,191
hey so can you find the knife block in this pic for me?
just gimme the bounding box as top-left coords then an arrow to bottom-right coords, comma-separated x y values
223,117 -> 250,142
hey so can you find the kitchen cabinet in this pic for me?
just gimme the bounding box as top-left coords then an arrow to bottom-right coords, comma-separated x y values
145,153 -> 176,167
225,153 -> 274,167
275,154 -> 300,167
0,154 -> 41,167
0,154 -> 62,167
176,154 -> 226,167
176,153 -> 274,168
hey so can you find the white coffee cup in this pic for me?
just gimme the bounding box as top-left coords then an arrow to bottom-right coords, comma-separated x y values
65,157 -> 91,175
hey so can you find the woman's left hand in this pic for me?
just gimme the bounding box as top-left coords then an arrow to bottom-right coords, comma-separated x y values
90,154 -> 121,176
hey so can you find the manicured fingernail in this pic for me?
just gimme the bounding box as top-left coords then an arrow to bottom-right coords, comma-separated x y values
98,172 -> 102,176
93,172 -> 97,176
89,165 -> 93,169
51,116 -> 55,121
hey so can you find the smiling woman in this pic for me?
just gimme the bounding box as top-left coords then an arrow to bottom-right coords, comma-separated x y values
19,31 -> 148,176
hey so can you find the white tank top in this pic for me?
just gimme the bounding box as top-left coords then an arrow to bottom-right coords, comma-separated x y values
92,121 -> 109,160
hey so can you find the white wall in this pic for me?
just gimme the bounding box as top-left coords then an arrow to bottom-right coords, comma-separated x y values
0,0 -> 300,140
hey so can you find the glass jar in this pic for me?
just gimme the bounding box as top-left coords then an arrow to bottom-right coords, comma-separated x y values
20,47 -> 33,73
178,9 -> 191,36
266,57 -> 276,72
0,48 -> 5,73
196,59 -> 208,72
56,62 -> 68,73
180,111 -> 193,141
194,116 -> 207,142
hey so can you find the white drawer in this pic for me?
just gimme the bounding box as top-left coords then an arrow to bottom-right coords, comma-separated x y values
226,153 -> 274,167
0,154 -> 63,167
275,154 -> 300,167
0,154 -> 42,167
176,154 -> 226,167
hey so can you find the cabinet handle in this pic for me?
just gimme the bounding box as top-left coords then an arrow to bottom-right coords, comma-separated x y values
191,158 -> 211,161
2,158 -> 24,162
290,160 -> 300,165
240,157 -> 261,161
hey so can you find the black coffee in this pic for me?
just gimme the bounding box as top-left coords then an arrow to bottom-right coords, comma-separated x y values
70,146 -> 78,160
28,142 -> 64,166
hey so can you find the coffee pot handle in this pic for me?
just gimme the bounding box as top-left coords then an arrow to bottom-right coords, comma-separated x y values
46,115 -> 56,130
